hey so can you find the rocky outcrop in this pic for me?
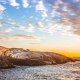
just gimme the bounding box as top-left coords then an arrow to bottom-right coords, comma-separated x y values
0,46 -> 8,56
71,57 -> 80,61
1,48 -> 75,66
0,46 -> 15,69
0,56 -> 15,69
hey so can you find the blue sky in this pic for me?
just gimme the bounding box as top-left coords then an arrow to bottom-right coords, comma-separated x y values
0,0 -> 80,56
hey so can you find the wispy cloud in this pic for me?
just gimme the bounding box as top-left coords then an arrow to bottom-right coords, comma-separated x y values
15,25 -> 25,30
25,23 -> 34,32
30,16 -> 33,18
72,27 -> 80,36
36,21 -> 45,30
0,4 -> 6,19
32,0 -> 37,3
0,32 -> 9,35
0,28 -> 13,35
0,37 -> 5,40
12,34 -> 38,40
0,0 -> 7,4
0,34 -> 40,41
46,22 -> 52,27
14,23 -> 34,33
0,22 -> 16,27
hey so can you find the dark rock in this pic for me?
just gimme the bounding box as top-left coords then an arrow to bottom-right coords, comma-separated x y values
0,57 -> 15,69
26,49 -> 30,52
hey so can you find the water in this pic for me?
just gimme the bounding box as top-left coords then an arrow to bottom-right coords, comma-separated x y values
0,61 -> 80,80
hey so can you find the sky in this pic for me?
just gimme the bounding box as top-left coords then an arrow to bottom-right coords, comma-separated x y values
0,0 -> 80,57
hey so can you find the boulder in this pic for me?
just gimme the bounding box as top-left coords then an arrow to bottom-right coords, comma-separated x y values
1,48 -> 75,66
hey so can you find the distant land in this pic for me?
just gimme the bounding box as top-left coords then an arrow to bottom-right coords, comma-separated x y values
71,57 -> 80,61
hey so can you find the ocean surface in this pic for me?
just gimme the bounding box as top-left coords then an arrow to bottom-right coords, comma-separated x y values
0,61 -> 80,80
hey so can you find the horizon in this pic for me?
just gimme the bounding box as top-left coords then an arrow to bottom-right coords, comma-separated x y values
0,0 -> 80,57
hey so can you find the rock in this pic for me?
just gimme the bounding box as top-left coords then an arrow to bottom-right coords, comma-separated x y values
26,49 -> 30,52
0,46 -> 8,56
71,57 -> 80,61
0,56 -> 15,69
1,48 -> 75,66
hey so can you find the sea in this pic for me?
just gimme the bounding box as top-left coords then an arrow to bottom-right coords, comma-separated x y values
0,61 -> 80,80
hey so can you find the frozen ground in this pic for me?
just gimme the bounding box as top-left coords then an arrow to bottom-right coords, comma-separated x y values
0,61 -> 80,80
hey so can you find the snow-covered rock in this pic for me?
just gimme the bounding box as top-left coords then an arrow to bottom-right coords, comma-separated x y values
1,48 -> 75,66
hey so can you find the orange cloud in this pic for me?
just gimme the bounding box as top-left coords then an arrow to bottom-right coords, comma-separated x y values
0,34 -> 40,41
29,43 -> 41,45
0,37 -> 5,40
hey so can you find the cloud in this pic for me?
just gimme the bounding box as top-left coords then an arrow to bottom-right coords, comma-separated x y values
8,18 -> 12,21
22,0 -> 29,8
45,0 -> 80,36
72,27 -> 80,36
9,0 -> 20,7
15,25 -> 25,30
5,28 -> 13,32
78,38 -> 80,40
0,0 -> 7,4
0,34 -> 40,41
45,19 -> 49,22
15,24 -> 34,32
47,22 -> 52,27
6,34 -> 40,40
41,11 -> 47,17
0,32 -> 9,35
47,28 -> 56,35
35,1 -> 47,11
32,0 -> 37,3
7,22 -> 16,25
14,23 -> 34,32
0,37 -> 5,40
12,34 -> 37,39
6,36 -> 21,40
30,16 -> 33,18
75,0 -> 80,2
0,28 -> 13,35
62,6 -> 68,11
0,22 -> 16,27
35,0 -> 48,17
25,23 -> 34,32
16,7 -> 19,9
22,15 -> 25,18
0,4 -> 6,19
36,22 -> 45,30
0,4 -> 6,11
29,43 -> 41,45
1,0 -> 80,37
